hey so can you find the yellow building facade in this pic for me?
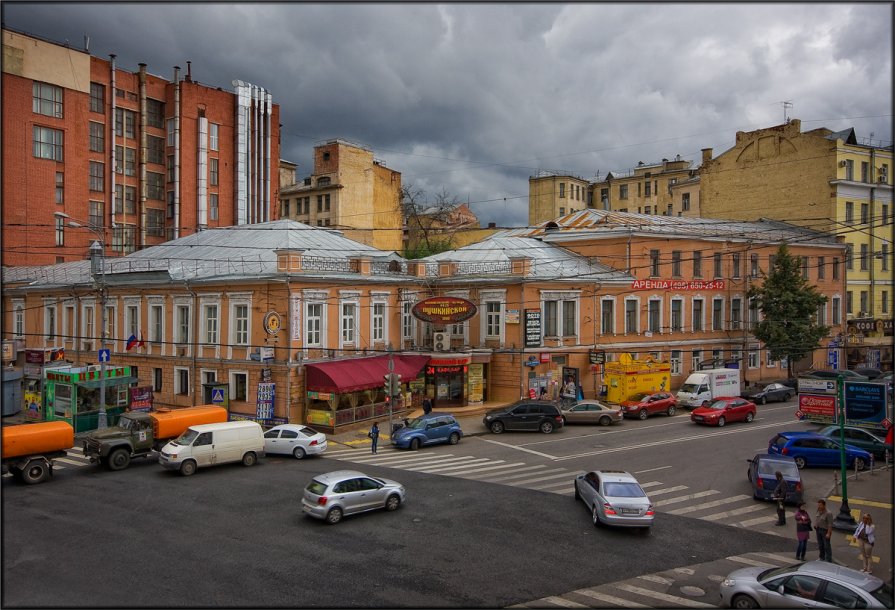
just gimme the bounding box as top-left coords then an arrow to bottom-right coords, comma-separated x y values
528,172 -> 592,225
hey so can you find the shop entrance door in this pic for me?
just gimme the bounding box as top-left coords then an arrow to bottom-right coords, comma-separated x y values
434,371 -> 464,408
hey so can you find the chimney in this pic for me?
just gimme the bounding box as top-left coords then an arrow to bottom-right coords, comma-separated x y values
701,148 -> 713,165
487,222 -> 496,229
186,60 -> 192,82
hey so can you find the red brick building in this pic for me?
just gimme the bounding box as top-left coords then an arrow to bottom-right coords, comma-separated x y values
2,28 -> 280,267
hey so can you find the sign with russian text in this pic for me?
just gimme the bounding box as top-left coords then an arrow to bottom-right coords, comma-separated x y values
630,279 -> 725,291
411,296 -> 477,324
505,309 -> 520,324
128,386 -> 153,412
256,382 -> 275,420
798,394 -> 837,421
844,382 -> 887,428
797,378 -> 836,394
524,309 -> 541,348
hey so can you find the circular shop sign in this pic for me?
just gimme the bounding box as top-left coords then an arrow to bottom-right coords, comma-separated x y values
263,311 -> 282,335
411,296 -> 477,325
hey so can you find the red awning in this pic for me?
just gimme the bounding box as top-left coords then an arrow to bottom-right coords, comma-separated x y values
305,354 -> 431,394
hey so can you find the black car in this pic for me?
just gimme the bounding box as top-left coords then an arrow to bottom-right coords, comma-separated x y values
741,382 -> 795,405
483,400 -> 565,434
802,369 -> 869,381
852,367 -> 884,380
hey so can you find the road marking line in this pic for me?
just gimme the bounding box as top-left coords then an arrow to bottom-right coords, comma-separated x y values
396,456 -> 483,468
337,453 -> 454,465
539,596 -> 587,608
737,514 -> 777,527
645,485 -> 689,496
479,437 -> 558,459
528,478 -> 581,490
452,462 -> 526,476
488,467 -> 567,482
506,471 -> 575,486
637,574 -> 674,585
612,584 -> 714,607
639,481 -> 664,488
702,504 -> 767,520
828,495 -> 894,509
54,458 -> 89,466
667,494 -> 752,514
726,556 -> 776,567
570,589 -> 648,607
751,552 -> 801,564
654,490 -> 720,506
407,459 -> 494,473
634,465 -> 673,474
462,464 -> 545,479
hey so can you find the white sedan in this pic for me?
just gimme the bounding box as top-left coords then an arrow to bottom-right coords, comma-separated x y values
264,424 -> 327,459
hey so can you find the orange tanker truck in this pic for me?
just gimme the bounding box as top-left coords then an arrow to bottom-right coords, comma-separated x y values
83,405 -> 228,471
2,421 -> 75,484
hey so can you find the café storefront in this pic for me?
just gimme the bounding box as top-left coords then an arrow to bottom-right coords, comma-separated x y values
43,365 -> 137,432
845,318 -> 894,371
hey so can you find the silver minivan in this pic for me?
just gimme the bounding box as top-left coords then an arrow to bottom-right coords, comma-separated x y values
301,470 -> 405,524
158,420 -> 265,476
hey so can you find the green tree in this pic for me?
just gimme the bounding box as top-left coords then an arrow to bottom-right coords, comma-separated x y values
747,244 -> 830,378
402,184 -> 461,259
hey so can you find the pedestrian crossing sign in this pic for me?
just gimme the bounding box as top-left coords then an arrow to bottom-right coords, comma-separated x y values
211,388 -> 225,403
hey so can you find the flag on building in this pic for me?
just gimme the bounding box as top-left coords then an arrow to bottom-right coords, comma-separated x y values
126,334 -> 138,351
137,332 -> 145,349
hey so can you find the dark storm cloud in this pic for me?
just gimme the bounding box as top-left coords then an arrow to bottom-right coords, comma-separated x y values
3,2 -> 891,227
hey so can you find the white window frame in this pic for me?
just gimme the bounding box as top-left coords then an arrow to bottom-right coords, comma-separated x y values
43,301 -> 57,343
204,303 -> 219,345
303,290 -> 328,348
174,298 -> 192,346
670,297 -> 684,332
124,300 -> 141,340
230,370 -> 248,402
371,300 -> 386,343
148,298 -> 165,348
670,350 -> 682,375
692,297 -> 705,332
401,291 -> 418,348
730,297 -> 742,331
174,366 -> 190,396
600,297 -> 616,335
340,299 -> 358,347
201,369 -> 217,386
480,289 -> 506,345
62,301 -> 76,348
209,123 -> 219,151
712,297 -> 725,331
748,346 -> 760,369
229,295 -> 252,347
81,302 -> 96,351
647,296 -> 662,334
13,299 -> 25,339
766,349 -> 777,368
104,302 -> 117,351
540,290 -> 580,343
691,349 -> 702,372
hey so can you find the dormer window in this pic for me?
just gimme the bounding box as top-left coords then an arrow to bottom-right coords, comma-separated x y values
317,177 -> 331,187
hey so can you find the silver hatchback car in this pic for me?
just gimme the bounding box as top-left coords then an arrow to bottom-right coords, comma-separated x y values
719,560 -> 893,609
574,470 -> 654,530
302,470 -> 405,525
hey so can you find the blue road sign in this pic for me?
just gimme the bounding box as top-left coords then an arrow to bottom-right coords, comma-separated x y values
827,348 -> 838,369
98,349 -> 111,363
211,388 -> 225,404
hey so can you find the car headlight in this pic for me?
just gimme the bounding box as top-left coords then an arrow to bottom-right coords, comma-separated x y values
721,578 -> 735,587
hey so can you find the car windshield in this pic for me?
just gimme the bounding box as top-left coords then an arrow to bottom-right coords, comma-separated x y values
405,417 -> 428,430
757,460 -> 799,477
603,482 -> 646,497
117,417 -> 134,430
678,383 -> 700,393
630,393 -> 649,402
870,582 -> 893,607
707,400 -> 729,410
758,565 -> 796,581
172,429 -> 198,446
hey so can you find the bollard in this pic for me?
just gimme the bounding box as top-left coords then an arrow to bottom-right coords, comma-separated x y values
833,470 -> 840,496
869,453 -> 875,475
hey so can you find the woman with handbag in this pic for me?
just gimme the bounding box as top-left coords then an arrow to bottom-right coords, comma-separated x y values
854,514 -> 876,573
794,503 -> 812,560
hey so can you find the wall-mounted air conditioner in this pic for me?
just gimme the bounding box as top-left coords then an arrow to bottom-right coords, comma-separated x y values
433,332 -> 449,352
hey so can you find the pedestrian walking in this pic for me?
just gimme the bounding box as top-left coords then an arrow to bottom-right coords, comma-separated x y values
815,499 -> 833,562
422,397 -> 433,415
772,471 -> 787,525
854,513 -> 876,574
368,421 -> 380,454
794,502 -> 812,560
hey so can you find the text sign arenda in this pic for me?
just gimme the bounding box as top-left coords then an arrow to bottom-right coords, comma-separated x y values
411,296 -> 478,324
631,279 -> 726,291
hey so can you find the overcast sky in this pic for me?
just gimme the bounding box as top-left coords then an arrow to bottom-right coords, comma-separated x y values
3,2 -> 892,227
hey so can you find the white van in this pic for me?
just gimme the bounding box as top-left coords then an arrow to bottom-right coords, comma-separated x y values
158,420 -> 265,476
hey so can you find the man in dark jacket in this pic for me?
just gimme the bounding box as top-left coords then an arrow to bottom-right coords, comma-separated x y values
773,471 -> 787,525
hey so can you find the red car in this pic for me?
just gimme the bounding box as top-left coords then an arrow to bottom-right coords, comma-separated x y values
690,397 -> 756,427
620,392 -> 677,420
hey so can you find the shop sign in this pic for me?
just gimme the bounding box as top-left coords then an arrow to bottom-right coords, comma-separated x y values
129,386 -> 153,412
2,341 -> 14,361
256,382 -> 275,419
411,296 -> 477,324
797,378 -> 836,394
525,356 -> 539,367
263,311 -> 282,335
505,309 -> 520,324
291,295 -> 302,341
540,353 -> 550,363
848,318 -> 894,334
26,350 -> 46,364
524,310 -> 541,348
307,409 -> 334,426
589,350 -> 605,365
468,363 -> 484,403
307,391 -> 333,400
798,394 -> 837,420
630,279 -> 725,291
428,365 -> 467,374
429,356 -> 471,366
46,366 -> 129,383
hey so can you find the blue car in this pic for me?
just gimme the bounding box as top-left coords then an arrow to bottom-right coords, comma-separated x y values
746,454 -> 803,504
768,431 -> 872,470
392,414 -> 462,450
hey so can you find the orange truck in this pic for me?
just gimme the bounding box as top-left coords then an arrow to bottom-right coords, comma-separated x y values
2,421 -> 75,484
82,405 -> 228,471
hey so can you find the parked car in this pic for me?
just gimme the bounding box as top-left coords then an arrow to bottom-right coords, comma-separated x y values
392,413 -> 462,450
801,369 -> 869,381
768,431 -> 872,470
301,470 -> 405,524
560,400 -> 623,426
690,397 -> 757,427
482,400 -> 564,434
263,424 -> 327,459
767,378 -> 799,393
741,383 -> 794,405
746,454 -> 803,504
852,367 -> 884,380
619,392 -> 677,420
719,559 -> 893,609
574,470 -> 654,530
817,425 -> 892,460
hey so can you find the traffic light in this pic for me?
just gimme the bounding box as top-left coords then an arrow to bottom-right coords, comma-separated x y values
383,374 -> 392,395
383,373 -> 402,396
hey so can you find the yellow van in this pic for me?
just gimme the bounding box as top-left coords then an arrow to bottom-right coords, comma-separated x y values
158,420 -> 265,476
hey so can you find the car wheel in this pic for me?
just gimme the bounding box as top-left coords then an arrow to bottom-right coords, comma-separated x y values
539,420 -> 554,434
448,432 -> 460,445
326,506 -> 343,524
293,446 -> 306,460
574,482 -> 581,500
785,393 -> 793,401
717,417 -> 726,427
854,457 -> 867,471
385,494 -> 402,511
179,460 -> 197,476
638,409 -> 648,420
107,448 -> 131,471
745,411 -> 754,423
592,504 -> 601,527
241,452 -> 257,467
410,438 -> 421,451
598,416 -> 611,426
731,593 -> 759,609
666,405 -> 676,416
747,470 -> 752,482
21,460 -> 49,485
490,421 -> 504,434
794,456 -> 807,469
758,396 -> 766,405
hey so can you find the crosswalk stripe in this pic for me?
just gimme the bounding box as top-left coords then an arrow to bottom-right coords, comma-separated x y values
752,552 -> 800,564
736,514 -> 777,527
638,574 -> 674,585
569,589 -> 649,608
654,490 -> 719,507
506,471 -> 573,486
645,485 -> 689,496
54,457 -> 89,466
612,583 -> 715,607
463,464 -> 546,479
702,504 -> 767,521
540,596 -> 588,608
453,463 -> 526,476
529,479 -> 578,490
726,555 -> 776,567
406,458 -> 493,473
668,494 -> 752,515
396,456 -> 482,468
639,481 -> 663,488
483,467 -> 564,482
339,454 -> 454,466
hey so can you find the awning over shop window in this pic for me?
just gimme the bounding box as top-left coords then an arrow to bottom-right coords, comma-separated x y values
305,355 -> 430,393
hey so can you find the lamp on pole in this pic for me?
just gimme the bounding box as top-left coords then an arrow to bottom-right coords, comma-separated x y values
65,216 -> 109,430
832,373 -> 857,530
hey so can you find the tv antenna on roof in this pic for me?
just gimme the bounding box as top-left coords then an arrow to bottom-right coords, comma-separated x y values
780,101 -> 793,124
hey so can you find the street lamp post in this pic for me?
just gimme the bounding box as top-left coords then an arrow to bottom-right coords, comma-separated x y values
88,240 -> 108,429
832,373 -> 857,530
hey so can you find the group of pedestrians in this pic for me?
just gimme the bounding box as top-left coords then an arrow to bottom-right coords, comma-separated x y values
773,471 -> 876,572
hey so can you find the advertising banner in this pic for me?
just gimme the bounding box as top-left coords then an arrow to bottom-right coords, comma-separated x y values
524,309 -> 541,348
128,386 -> 153,412
798,394 -> 837,422
844,382 -> 887,428
467,363 -> 484,404
256,382 -> 275,420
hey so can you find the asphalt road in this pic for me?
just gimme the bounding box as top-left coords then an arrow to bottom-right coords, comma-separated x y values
2,448 -> 790,608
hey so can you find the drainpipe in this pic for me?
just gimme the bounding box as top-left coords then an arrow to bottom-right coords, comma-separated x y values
109,55 -> 117,233
184,279 -> 197,406
869,148 -> 876,318
265,90 -> 272,222
138,63 -> 148,249
174,65 -> 182,239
